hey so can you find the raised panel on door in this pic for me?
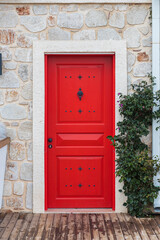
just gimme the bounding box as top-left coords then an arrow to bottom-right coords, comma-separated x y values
45,54 -> 115,209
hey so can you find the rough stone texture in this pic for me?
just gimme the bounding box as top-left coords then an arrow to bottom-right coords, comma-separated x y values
6,197 -> 23,209
142,36 -> 152,47
85,10 -> 107,27
18,64 -> 29,82
103,4 -> 113,11
5,90 -> 19,102
139,26 -> 149,35
27,142 -> 33,161
123,27 -> 141,48
0,30 -> 15,45
0,90 -> 4,105
5,161 -> 18,181
98,28 -> 121,40
48,27 -> 71,40
73,30 -> 96,40
127,6 -> 148,25
61,4 -> 78,12
33,5 -> 48,15
0,3 -> 151,213
15,49 -> 33,62
26,183 -> 33,209
133,62 -> 152,77
18,121 -> 32,140
20,16 -> 46,32
14,182 -> 24,196
3,181 -> 12,197
6,128 -> 16,140
49,5 -> 59,15
1,104 -> 26,120
137,52 -> 149,62
21,82 -> 33,100
115,4 -> 129,11
0,12 -> 18,28
17,33 -> 38,48
57,12 -> 83,29
20,163 -> 33,181
0,72 -> 19,88
109,12 -> 124,28
16,6 -> 30,15
128,52 -> 136,73
0,47 -> 12,61
10,141 -> 25,161
47,16 -> 56,27
3,62 -> 17,70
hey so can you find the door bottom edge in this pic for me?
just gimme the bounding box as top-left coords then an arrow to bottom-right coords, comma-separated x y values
45,208 -> 114,213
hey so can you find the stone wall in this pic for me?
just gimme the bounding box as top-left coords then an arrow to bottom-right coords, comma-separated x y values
0,3 -> 151,212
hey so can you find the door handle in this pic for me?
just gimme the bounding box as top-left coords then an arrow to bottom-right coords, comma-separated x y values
77,88 -> 83,101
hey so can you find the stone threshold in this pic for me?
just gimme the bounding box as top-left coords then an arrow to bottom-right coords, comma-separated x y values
0,0 -> 152,3
46,208 -> 114,213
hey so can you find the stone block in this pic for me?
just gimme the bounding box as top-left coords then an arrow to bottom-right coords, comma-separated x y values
0,12 -> 18,28
61,4 -> 78,12
4,62 -> 17,70
133,62 -> 152,77
28,142 -> 33,161
18,121 -> 32,140
49,5 -> 59,15
17,33 -> 38,48
47,16 -> 56,27
5,161 -> 18,181
20,163 -> 33,181
48,27 -> 71,40
137,52 -> 149,62
5,90 -> 19,102
103,4 -> 113,11
20,16 -> 46,32
14,182 -> 24,195
6,128 -> 16,140
139,26 -> 149,35
142,36 -> 152,47
128,51 -> 136,73
123,27 -> 140,48
85,10 -> 107,27
15,49 -> 33,62
1,104 -> 26,120
0,46 -> 12,61
33,5 -> 48,15
79,4 -> 100,11
58,12 -> 83,29
3,181 -> 12,197
10,141 -> 25,161
0,30 -> 15,45
109,12 -> 124,28
127,6 -> 148,25
21,82 -> 32,100
0,91 -> 4,105
114,4 -> 129,11
73,30 -> 96,40
6,197 -> 23,209
18,64 -> 29,82
0,72 -> 19,88
16,6 -> 30,15
98,28 -> 121,40
26,183 -> 33,209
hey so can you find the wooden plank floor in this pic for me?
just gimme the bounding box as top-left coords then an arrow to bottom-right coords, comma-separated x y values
1,213 -> 160,240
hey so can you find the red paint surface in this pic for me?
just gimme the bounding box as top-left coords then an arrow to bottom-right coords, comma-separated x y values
45,55 -> 115,209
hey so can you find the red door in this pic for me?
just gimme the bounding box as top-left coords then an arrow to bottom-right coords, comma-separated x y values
45,54 -> 115,209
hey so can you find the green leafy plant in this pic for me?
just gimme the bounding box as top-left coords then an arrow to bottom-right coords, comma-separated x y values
107,75 -> 160,217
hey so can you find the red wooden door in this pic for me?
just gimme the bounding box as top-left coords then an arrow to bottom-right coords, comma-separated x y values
45,54 -> 115,209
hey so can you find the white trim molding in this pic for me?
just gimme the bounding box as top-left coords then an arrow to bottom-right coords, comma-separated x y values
153,0 -> 160,210
0,0 -> 151,3
33,40 -> 127,213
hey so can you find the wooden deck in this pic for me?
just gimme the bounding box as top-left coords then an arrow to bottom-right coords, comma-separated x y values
1,213 -> 160,239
